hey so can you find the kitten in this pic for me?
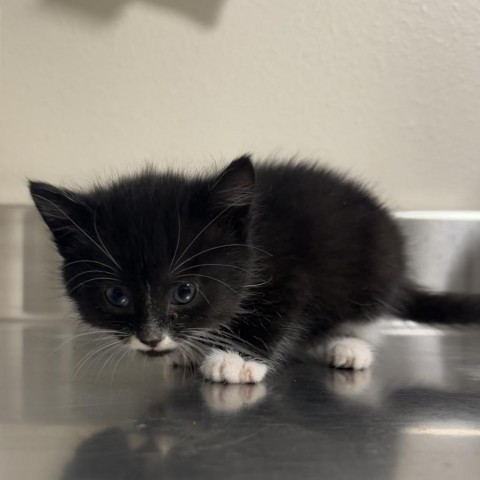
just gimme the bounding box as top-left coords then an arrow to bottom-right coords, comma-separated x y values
29,156 -> 480,383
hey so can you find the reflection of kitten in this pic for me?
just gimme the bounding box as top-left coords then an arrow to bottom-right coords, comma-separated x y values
59,376 -> 443,480
30,156 -> 480,383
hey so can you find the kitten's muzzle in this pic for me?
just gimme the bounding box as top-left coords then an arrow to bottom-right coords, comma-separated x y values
129,333 -> 179,354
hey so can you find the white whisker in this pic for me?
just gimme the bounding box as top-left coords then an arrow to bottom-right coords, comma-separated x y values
93,208 -> 123,273
195,285 -> 212,306
110,346 -> 131,384
244,276 -> 273,288
193,325 -> 263,353
186,329 -> 258,358
173,204 -> 234,269
31,193 -> 122,271
63,260 -> 118,272
65,270 -> 120,288
169,205 -> 182,272
174,263 -> 256,276
92,343 -> 121,372
171,243 -> 272,274
72,339 -> 123,380
176,273 -> 240,295
179,337 -> 210,360
48,330 -> 122,356
68,276 -> 120,294
96,340 -> 129,379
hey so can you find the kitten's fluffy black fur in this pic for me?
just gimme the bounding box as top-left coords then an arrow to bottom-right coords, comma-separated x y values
29,156 -> 480,382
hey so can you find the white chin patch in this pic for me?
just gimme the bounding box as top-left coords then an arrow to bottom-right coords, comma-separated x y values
129,335 -> 178,353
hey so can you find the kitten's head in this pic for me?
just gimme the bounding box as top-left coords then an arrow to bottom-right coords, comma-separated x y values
29,156 -> 260,360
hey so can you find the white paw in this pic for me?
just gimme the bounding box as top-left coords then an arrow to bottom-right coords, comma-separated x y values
326,338 -> 373,370
200,350 -> 268,384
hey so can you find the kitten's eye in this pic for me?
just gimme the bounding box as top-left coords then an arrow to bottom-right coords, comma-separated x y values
172,283 -> 197,305
105,286 -> 130,308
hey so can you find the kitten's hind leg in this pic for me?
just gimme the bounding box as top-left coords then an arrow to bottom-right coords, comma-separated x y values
324,337 -> 373,370
307,322 -> 377,370
328,321 -> 380,369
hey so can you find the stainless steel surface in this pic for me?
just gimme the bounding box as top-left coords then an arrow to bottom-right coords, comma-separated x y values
395,210 -> 480,293
1,206 -> 480,480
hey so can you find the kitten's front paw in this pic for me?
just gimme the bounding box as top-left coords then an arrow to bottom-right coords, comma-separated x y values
200,350 -> 268,384
326,338 -> 373,370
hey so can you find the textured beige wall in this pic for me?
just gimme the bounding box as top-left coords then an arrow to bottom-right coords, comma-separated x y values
1,0 -> 480,208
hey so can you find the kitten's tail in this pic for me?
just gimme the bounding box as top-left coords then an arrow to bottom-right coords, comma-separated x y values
398,285 -> 480,325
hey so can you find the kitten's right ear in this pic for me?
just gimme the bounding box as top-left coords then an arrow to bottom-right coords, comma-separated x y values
28,181 -> 88,251
210,155 -> 255,209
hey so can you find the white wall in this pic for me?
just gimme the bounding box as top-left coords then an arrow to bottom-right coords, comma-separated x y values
1,0 -> 480,209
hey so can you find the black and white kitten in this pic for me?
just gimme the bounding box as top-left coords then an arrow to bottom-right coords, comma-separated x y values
29,156 -> 480,383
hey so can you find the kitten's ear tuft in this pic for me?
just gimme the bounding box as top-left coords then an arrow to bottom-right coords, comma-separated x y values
28,180 -> 87,239
210,155 -> 255,208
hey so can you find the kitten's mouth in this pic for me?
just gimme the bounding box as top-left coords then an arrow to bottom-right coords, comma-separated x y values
128,335 -> 178,357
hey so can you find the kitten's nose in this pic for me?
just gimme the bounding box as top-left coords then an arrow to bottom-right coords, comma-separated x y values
138,334 -> 165,348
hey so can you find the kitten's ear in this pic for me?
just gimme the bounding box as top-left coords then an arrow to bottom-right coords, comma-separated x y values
210,155 -> 255,209
29,181 -> 88,255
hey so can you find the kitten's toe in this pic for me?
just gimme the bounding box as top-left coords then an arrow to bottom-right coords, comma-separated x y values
201,350 -> 244,383
326,338 -> 373,370
241,361 -> 268,383
200,349 -> 268,384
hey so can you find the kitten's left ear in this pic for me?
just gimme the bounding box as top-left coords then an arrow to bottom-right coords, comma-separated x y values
29,181 -> 85,226
28,180 -> 90,256
210,155 -> 255,209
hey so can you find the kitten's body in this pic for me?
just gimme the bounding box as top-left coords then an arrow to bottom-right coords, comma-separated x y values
30,157 -> 480,383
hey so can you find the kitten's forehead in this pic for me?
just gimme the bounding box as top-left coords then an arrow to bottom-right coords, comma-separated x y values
90,175 -> 210,275
71,168 -> 249,291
